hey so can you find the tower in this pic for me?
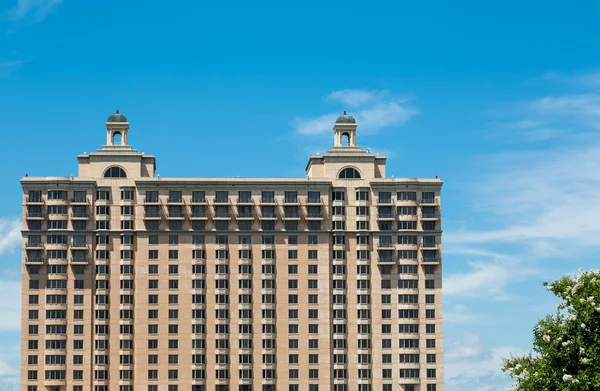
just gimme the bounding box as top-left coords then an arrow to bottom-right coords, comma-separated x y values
332,110 -> 358,147
106,110 -> 130,146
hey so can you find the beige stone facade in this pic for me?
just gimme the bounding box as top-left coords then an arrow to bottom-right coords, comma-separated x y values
21,111 -> 444,391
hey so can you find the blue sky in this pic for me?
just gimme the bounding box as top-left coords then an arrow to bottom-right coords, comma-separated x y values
2,0 -> 600,389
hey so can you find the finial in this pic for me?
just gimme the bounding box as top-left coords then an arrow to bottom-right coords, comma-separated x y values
116,109 -> 120,114
343,110 -> 347,115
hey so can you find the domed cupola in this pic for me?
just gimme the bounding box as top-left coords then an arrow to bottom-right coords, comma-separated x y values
332,111 -> 358,147
105,110 -> 130,146
107,110 -> 128,123
335,110 -> 357,124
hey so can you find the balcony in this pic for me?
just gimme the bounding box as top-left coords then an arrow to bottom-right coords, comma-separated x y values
70,197 -> 88,204
376,197 -> 393,204
377,213 -> 395,220
26,212 -> 44,219
143,197 -> 161,205
167,211 -> 186,220
377,242 -> 395,248
213,211 -> 232,220
191,197 -> 207,204
305,211 -> 323,219
421,212 -> 439,219
70,256 -> 89,264
44,379 -> 67,387
25,256 -> 44,265
420,198 -> 437,205
167,198 -> 184,205
306,197 -> 323,205
283,212 -> 301,220
26,197 -> 44,205
422,242 -> 439,249
260,198 -> 276,205
237,197 -> 254,205
259,212 -> 277,220
26,242 -> 44,249
283,198 -> 299,205
190,211 -> 208,219
144,211 -> 162,219
71,241 -> 88,249
236,212 -> 254,220
421,256 -> 440,263
71,211 -> 89,219
214,197 -> 230,204
377,257 -> 396,264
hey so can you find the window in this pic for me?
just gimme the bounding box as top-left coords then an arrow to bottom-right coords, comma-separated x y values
333,191 -> 345,201
261,191 -> 275,203
104,166 -> 127,178
307,191 -> 321,203
338,167 -> 361,179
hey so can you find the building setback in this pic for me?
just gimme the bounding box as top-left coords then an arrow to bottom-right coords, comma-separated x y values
21,110 -> 444,391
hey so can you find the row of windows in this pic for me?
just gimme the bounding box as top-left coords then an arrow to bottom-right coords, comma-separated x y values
32,291 -> 434,309
29,352 -> 435,365
27,368 -> 438,381
26,384 -> 437,391
30,189 -> 436,204
32,337 -> 438,351
28,220 -> 436,231
27,233 -> 435,247
28,275 -> 438,291
28,263 -> 432,279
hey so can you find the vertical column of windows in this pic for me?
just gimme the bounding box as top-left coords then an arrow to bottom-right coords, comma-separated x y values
331,232 -> 347,388
192,234 -> 207,383
261,234 -> 276,386
214,233 -> 230,386
286,236 -> 299,387
147,235 -> 160,383
167,232 -> 180,386
237,234 -> 253,385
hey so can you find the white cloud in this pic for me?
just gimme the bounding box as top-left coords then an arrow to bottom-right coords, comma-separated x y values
443,303 -> 481,324
5,0 -> 61,23
542,69 -> 600,88
444,258 -> 538,299
445,333 -> 526,391
327,89 -> 387,107
0,60 -> 25,77
0,218 -> 21,256
0,280 -> 21,331
0,343 -> 20,390
294,89 -> 417,135
447,88 -> 600,263
294,113 -> 339,135
447,142 -> 600,256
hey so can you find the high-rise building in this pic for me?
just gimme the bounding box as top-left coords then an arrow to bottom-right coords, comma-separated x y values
21,110 -> 444,391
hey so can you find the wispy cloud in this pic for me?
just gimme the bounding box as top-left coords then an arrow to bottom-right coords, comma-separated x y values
4,0 -> 61,24
294,89 -> 417,135
542,69 -> 600,88
0,60 -> 25,77
445,333 -> 525,391
0,279 -> 21,331
0,218 -> 21,256
0,343 -> 20,389
447,143 -> 600,257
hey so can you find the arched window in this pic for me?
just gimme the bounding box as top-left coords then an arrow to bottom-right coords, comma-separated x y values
104,166 -> 127,178
112,132 -> 122,145
342,132 -> 350,146
338,167 -> 361,179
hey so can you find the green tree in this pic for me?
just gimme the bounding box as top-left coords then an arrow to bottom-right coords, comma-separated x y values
502,269 -> 600,390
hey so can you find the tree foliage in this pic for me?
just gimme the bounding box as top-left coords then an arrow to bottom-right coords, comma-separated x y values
502,269 -> 600,390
